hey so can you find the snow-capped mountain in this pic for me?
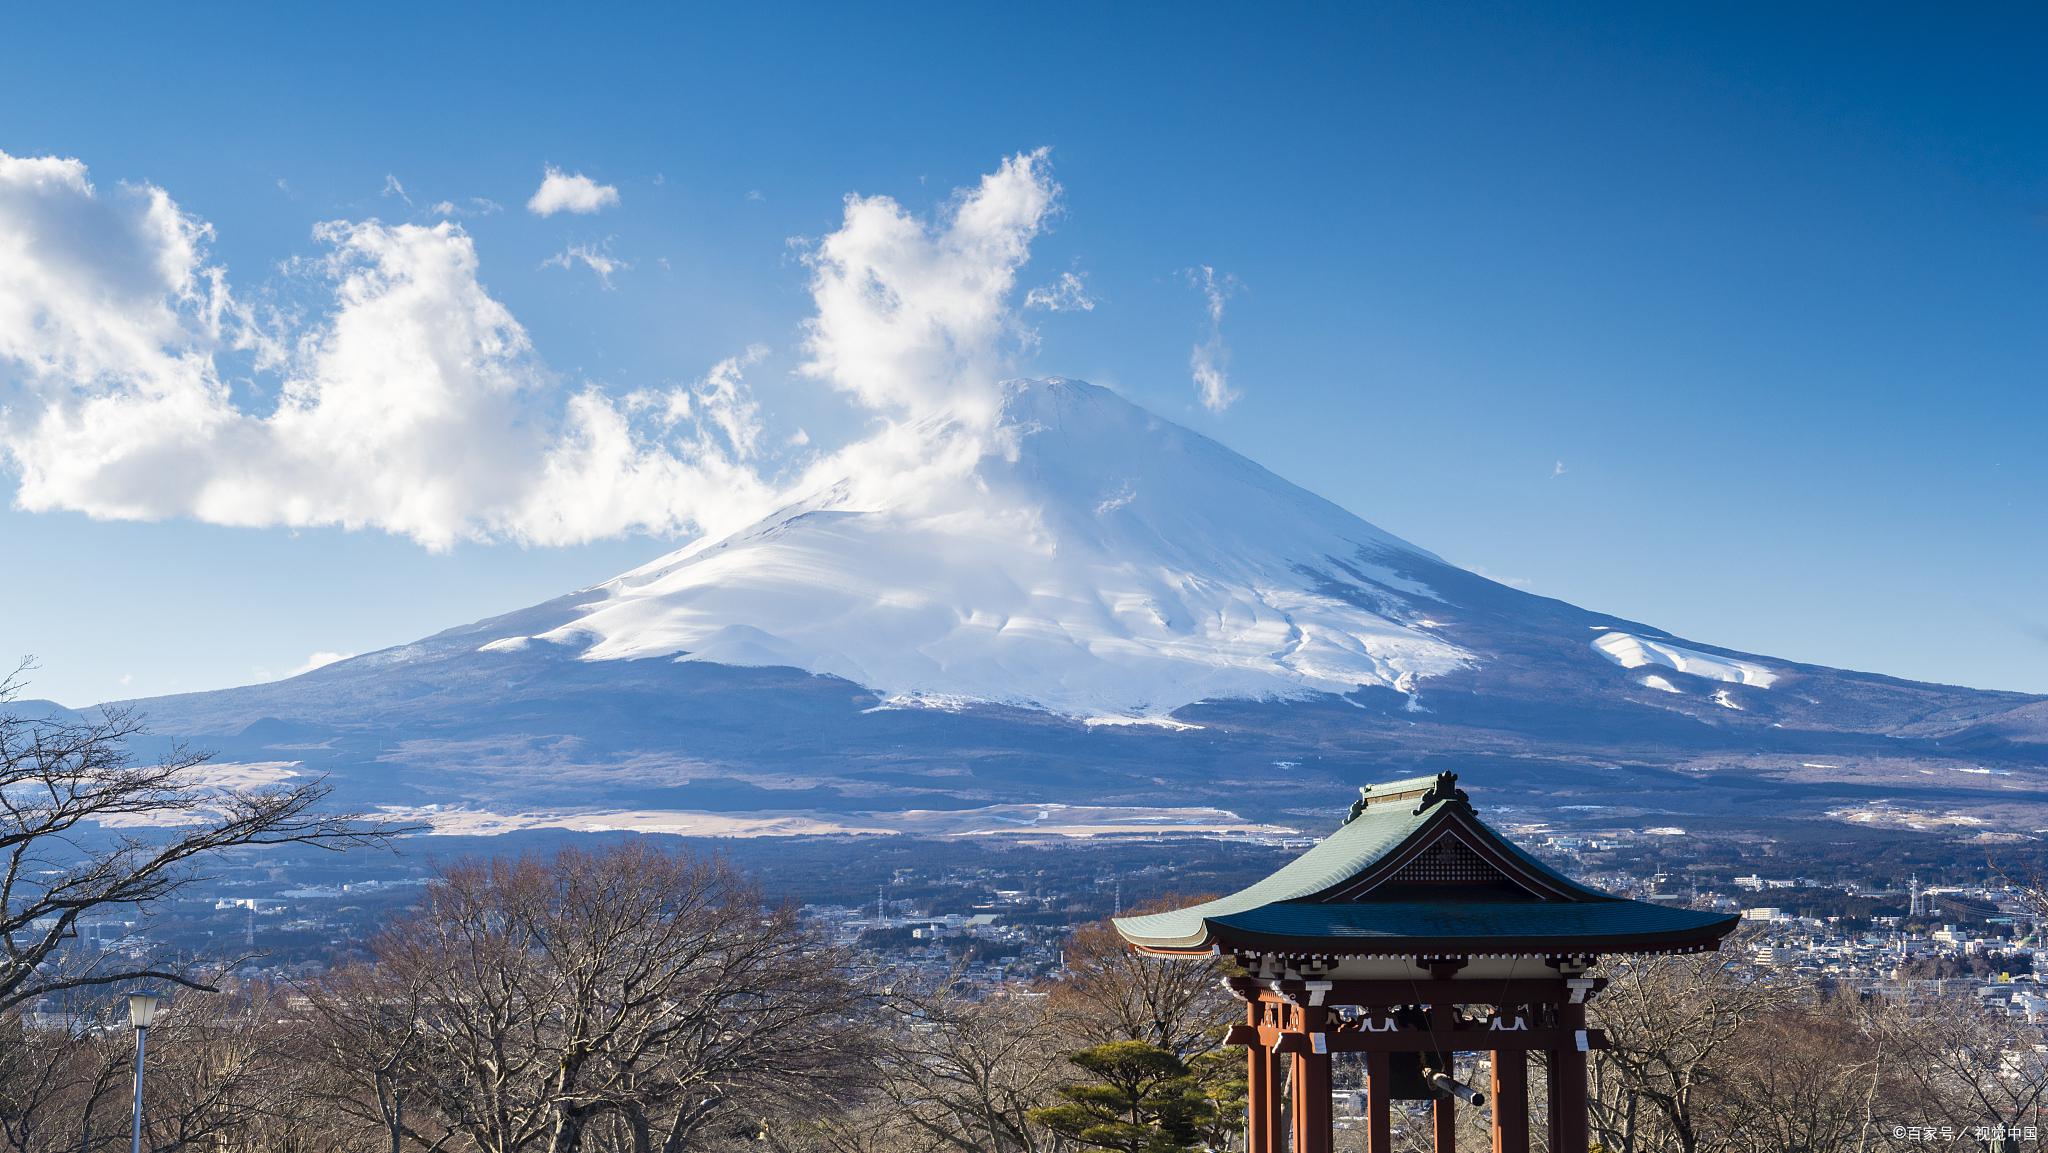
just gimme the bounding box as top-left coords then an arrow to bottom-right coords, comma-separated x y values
110,379 -> 2048,834
479,379 -> 1469,720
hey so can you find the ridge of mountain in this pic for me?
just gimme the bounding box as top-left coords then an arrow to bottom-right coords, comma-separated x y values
99,379 -> 2048,835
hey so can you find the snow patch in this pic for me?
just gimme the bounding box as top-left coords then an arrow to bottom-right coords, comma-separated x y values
1593,631 -> 1778,688
92,761 -> 302,828
1640,674 -> 1682,694
373,801 -> 1291,839
1084,715 -> 1205,732
1095,482 -> 1137,515
1827,806 -> 1987,832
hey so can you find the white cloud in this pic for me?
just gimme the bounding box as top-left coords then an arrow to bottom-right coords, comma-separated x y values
527,167 -> 620,216
381,174 -> 411,206
292,650 -> 353,674
1552,460 -> 1567,478
1463,563 -> 1532,589
689,346 -> 768,460
624,345 -> 769,462
0,147 -> 1073,554
430,197 -> 503,218
798,147 -> 1057,427
1187,265 -> 1238,413
540,241 -> 630,289
0,148 -> 777,550
1024,270 -> 1095,313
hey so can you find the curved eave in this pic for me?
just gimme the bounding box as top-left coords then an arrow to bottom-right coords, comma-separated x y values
1180,922 -> 1737,958
1119,902 -> 1740,959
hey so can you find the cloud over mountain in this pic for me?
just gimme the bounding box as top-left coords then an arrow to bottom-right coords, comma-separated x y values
798,148 -> 1057,428
1188,265 -> 1238,412
0,148 -> 1074,551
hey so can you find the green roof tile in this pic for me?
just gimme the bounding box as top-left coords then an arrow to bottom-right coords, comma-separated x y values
1114,772 -> 1739,956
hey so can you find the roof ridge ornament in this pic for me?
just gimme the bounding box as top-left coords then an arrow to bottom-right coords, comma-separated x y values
1342,771 -> 1470,825
1342,791 -> 1368,825
1413,771 -> 1469,815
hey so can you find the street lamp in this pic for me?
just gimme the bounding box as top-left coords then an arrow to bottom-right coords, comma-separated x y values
126,991 -> 161,1153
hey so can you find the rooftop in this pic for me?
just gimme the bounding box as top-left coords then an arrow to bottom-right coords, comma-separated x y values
1113,772 -> 1738,958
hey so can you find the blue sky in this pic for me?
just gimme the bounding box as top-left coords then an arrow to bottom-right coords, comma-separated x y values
1,2 -> 2043,706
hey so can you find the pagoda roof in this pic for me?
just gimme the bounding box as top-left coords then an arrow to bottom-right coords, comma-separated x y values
1114,773 -> 1737,958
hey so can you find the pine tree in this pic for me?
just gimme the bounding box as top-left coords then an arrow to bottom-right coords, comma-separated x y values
1030,1041 -> 1217,1153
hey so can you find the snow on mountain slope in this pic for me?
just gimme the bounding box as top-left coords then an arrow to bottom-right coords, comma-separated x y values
479,379 -> 1471,718
1591,630 -> 1779,687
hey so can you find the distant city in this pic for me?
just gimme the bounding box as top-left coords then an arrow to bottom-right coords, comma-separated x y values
32,818 -> 2047,1023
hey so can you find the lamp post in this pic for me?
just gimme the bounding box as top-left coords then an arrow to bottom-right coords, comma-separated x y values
127,991 -> 160,1153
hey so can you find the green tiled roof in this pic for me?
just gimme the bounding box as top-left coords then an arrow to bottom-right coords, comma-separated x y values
1113,773 -> 1738,956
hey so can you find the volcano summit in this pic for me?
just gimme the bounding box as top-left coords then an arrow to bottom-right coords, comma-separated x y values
479,379 -> 1471,720
108,379 -> 2048,836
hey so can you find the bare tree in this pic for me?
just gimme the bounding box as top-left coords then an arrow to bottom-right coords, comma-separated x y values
129,982 -> 328,1153
1047,904 -> 1233,1061
2,982 -> 346,1153
338,843 -> 870,1153
301,958 -> 463,1153
0,1004 -> 128,1153
857,981 -> 1074,1153
1867,988 -> 2048,1147
773,1100 -> 954,1153
0,664 -> 390,1012
1587,949 -> 1796,1153
1702,1007 -> 1883,1153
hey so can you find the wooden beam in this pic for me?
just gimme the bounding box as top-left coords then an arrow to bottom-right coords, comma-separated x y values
1433,1092 -> 1457,1153
1255,1025 -> 1607,1053
1232,977 -> 1606,1007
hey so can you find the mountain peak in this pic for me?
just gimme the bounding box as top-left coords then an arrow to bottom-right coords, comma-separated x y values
481,379 -> 1469,719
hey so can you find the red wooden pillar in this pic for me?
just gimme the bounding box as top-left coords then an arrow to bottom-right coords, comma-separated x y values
1548,1002 -> 1590,1153
1290,1006 -> 1332,1153
1364,1049 -> 1392,1153
1235,997 -> 1284,1153
1263,1047 -> 1284,1153
1246,1038 -> 1271,1153
1433,1093 -> 1456,1153
1490,1047 -> 1529,1153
